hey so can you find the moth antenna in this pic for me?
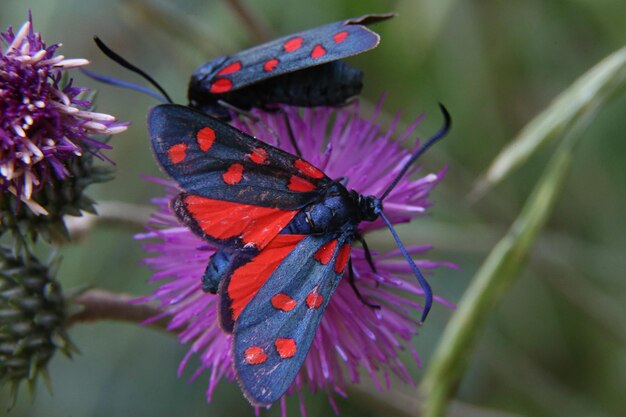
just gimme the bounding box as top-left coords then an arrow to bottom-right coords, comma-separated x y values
377,210 -> 433,323
92,36 -> 173,104
81,68 -> 169,102
380,103 -> 451,201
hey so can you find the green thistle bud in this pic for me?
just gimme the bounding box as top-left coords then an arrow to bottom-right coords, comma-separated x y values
0,247 -> 74,403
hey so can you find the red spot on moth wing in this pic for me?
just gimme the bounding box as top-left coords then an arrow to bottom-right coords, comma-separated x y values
294,159 -> 324,179
167,143 -> 187,164
287,175 -> 317,192
275,338 -> 297,359
306,291 -> 323,309
263,58 -> 279,72
248,147 -> 268,164
271,293 -> 296,311
210,78 -> 233,93
228,235 -> 306,320
222,163 -> 244,185
216,61 -> 242,76
334,244 -> 351,274
310,44 -> 327,59
196,127 -> 216,152
183,195 -> 298,248
284,36 -> 303,52
244,346 -> 267,365
333,31 -> 349,43
314,239 -> 338,265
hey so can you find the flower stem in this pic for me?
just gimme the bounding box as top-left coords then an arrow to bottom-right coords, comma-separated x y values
68,289 -> 167,329
64,201 -> 153,240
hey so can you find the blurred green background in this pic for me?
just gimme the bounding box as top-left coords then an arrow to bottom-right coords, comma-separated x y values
2,0 -> 626,416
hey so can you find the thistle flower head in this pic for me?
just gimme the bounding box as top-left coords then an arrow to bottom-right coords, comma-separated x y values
0,13 -> 127,214
138,102 -> 457,415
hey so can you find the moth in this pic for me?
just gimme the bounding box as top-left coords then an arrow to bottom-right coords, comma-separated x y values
187,14 -> 393,118
148,103 -> 450,405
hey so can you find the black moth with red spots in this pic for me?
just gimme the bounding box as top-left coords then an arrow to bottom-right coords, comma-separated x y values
150,103 -> 384,406
188,14 -> 393,119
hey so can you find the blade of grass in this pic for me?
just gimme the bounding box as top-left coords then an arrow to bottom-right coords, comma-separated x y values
470,45 -> 626,200
418,123 -> 586,416
347,383 -> 526,417
224,0 -> 273,43
123,0 -> 226,56
483,335 -> 612,417
542,261 -> 626,348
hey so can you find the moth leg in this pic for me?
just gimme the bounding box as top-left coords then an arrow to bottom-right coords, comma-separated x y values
217,99 -> 295,155
216,99 -> 259,122
356,234 -> 377,274
348,258 -> 380,309
281,109 -> 302,158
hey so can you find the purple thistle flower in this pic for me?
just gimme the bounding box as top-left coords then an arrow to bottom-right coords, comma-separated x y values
0,13 -> 127,214
138,101 -> 457,415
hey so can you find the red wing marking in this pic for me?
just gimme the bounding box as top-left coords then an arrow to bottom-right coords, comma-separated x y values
333,31 -> 349,43
284,36 -> 303,52
216,61 -> 242,76
167,143 -> 187,164
210,78 -> 233,93
294,159 -> 324,179
222,163 -> 244,185
271,293 -> 296,312
248,147 -> 268,164
311,44 -> 327,59
334,244 -> 351,274
275,338 -> 297,359
244,346 -> 267,365
196,127 -> 216,152
228,234 -> 306,320
263,58 -> 279,72
314,239 -> 338,265
288,175 -> 317,192
306,291 -> 323,309
183,195 -> 298,248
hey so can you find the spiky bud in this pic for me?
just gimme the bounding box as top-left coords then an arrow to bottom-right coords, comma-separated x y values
0,247 -> 73,400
